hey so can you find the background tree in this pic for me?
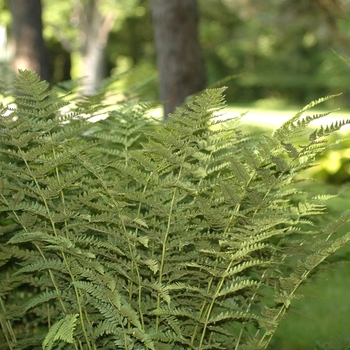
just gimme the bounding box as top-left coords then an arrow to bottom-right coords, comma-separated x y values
9,0 -> 49,80
150,0 -> 206,118
1,0 -> 350,107
199,0 -> 350,106
74,0 -> 116,94
42,0 -> 138,94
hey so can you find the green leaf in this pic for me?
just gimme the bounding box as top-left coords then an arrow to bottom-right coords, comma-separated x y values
42,314 -> 79,350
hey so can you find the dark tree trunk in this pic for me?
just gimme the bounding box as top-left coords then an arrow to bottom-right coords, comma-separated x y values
9,0 -> 50,81
150,0 -> 206,119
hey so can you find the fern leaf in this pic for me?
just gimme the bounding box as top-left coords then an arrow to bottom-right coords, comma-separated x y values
216,279 -> 259,298
42,313 -> 79,350
275,94 -> 341,135
208,310 -> 258,325
24,290 -> 62,313
14,258 -> 66,276
72,281 -> 121,310
143,281 -> 171,304
229,160 -> 251,183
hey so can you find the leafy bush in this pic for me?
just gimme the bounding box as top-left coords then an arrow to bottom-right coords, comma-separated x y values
1,70 -> 350,350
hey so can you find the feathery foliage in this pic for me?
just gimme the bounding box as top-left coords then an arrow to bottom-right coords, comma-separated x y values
1,70 -> 350,349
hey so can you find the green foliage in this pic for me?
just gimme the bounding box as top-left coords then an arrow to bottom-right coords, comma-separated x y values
315,337 -> 350,350
304,134 -> 350,184
1,70 -> 350,350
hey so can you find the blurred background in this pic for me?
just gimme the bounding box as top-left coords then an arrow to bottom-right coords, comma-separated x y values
1,0 -> 350,109
1,1 -> 350,349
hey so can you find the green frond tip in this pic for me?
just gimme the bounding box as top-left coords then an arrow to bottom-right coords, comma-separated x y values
273,93 -> 342,138
169,87 -> 227,120
24,290 -> 62,313
287,93 -> 341,125
0,66 -> 15,98
15,69 -> 51,101
42,314 -> 79,350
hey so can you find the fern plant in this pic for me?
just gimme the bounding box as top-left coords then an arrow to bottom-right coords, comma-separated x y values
1,70 -> 350,350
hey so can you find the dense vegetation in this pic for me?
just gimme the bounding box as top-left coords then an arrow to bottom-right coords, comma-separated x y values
1,70 -> 350,349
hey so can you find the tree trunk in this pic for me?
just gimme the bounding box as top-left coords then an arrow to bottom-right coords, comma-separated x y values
9,0 -> 50,81
79,0 -> 116,95
150,0 -> 206,119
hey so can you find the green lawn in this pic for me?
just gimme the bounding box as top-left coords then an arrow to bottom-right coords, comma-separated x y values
225,104 -> 350,132
147,101 -> 350,133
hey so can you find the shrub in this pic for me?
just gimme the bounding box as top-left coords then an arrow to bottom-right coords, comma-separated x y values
1,70 -> 350,350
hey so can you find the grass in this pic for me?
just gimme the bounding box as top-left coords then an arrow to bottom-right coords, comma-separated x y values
225,103 -> 350,132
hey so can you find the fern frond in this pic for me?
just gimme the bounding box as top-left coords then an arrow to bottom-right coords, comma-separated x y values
23,290 -> 62,313
14,258 -> 66,276
42,313 -> 79,350
73,281 -> 121,310
274,94 -> 341,136
2,71 -> 350,350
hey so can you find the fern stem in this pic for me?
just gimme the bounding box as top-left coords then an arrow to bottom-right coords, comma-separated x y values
0,297 -> 16,348
197,269 -> 230,349
0,194 -> 71,342
258,234 -> 349,348
34,246 -> 67,309
155,134 -> 193,330
17,148 -> 93,350
33,244 -> 84,350
63,259 -> 94,350
190,198 -> 243,348
127,173 -> 154,332
46,287 -> 51,329
75,153 -> 146,339
197,205 -> 257,350
155,187 -> 178,331
51,137 -> 97,348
